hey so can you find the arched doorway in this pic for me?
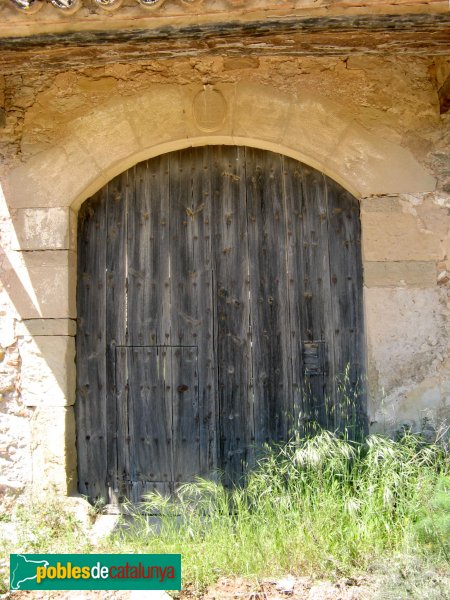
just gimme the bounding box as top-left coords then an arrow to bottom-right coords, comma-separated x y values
76,146 -> 366,503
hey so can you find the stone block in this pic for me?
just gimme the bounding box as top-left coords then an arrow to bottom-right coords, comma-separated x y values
11,207 -> 76,251
233,83 -> 291,143
326,122 -> 436,196
125,85 -> 188,148
31,406 -> 77,495
370,375 -> 449,438
362,212 -> 442,261
63,496 -> 93,529
6,137 -> 100,209
182,84 -> 233,139
365,287 -> 446,391
2,250 -> 76,319
360,197 -> 402,213
223,57 -> 259,71
364,261 -> 436,287
403,380 -> 447,415
72,100 -> 141,171
20,335 -> 75,407
16,318 -> 76,337
283,94 -> 349,170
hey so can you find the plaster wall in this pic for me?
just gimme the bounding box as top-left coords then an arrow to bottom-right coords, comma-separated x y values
0,55 -> 448,497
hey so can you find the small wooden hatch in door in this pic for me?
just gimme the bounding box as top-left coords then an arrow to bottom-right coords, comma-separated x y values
114,346 -> 200,502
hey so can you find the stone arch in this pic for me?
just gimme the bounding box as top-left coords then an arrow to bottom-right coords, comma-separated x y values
2,81 -> 437,497
6,82 -> 435,212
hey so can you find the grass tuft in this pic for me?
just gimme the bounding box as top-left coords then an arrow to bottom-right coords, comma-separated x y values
109,431 -> 449,591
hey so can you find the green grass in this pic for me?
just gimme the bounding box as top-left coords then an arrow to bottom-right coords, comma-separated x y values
12,497 -> 93,554
107,431 -> 449,591
1,431 -> 448,596
414,473 -> 450,557
0,496 -> 93,593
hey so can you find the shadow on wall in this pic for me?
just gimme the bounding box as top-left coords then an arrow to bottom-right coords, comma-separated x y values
0,183 -> 77,495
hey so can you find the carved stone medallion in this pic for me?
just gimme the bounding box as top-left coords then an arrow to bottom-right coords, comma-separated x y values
193,87 -> 227,133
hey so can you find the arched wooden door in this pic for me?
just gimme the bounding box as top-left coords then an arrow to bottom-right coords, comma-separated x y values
76,146 -> 366,503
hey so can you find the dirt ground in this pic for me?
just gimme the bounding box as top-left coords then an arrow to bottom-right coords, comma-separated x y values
1,574 -> 378,599
182,575 -> 375,599
4,568 -> 450,599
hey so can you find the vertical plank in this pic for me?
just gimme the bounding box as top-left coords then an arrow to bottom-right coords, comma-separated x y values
126,347 -> 173,491
171,346 -> 200,482
246,147 -> 293,447
127,155 -> 171,347
168,148 -> 191,348
282,161 -> 307,432
186,146 -> 216,475
325,179 -> 367,437
169,147 -> 214,479
114,346 -> 130,500
282,161 -> 335,433
76,191 -> 108,501
210,146 -> 253,487
105,171 -> 127,503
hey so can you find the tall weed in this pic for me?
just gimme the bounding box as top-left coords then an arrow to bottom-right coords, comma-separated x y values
110,431 -> 449,589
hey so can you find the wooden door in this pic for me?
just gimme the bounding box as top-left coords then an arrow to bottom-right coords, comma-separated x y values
76,146 -> 366,503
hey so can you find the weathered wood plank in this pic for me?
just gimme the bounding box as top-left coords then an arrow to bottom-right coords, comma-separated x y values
76,191 -> 108,501
126,347 -> 173,488
127,155 -> 170,347
246,148 -> 293,447
105,172 -> 127,503
281,161 -> 305,434
210,146 -> 253,487
169,149 -> 192,348
169,148 -> 211,479
114,346 -> 130,500
325,178 -> 366,437
169,146 -> 194,487
189,146 -> 216,476
171,346 -> 200,481
283,162 -> 336,433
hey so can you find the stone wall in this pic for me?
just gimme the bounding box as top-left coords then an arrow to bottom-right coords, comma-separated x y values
362,192 -> 449,436
0,53 -> 448,496
0,198 -> 31,495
